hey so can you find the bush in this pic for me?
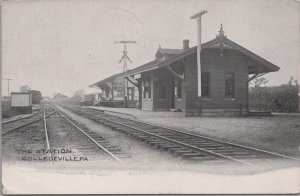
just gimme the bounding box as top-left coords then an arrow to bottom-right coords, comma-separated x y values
1,100 -> 20,118
249,78 -> 299,113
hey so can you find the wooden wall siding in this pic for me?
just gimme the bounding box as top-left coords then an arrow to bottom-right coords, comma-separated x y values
152,68 -> 174,111
139,48 -> 250,115
183,53 -> 200,116
183,49 -> 249,116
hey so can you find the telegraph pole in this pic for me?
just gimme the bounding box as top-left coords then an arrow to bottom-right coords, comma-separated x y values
190,10 -> 207,97
2,78 -> 12,97
114,41 -> 136,108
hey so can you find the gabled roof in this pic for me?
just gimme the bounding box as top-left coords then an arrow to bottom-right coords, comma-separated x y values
116,33 -> 279,78
90,26 -> 280,88
89,59 -> 161,88
202,29 -> 280,73
89,72 -> 124,88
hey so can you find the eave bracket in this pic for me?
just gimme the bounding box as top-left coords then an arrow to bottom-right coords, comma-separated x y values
166,65 -> 184,81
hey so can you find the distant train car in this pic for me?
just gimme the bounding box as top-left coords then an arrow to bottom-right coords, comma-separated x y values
80,94 -> 96,106
11,92 -> 32,114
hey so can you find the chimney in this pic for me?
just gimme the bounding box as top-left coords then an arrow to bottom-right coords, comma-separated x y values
183,39 -> 189,50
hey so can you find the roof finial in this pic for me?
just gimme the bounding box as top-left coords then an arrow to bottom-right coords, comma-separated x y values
219,24 -> 224,35
158,44 -> 162,49
217,24 -> 226,37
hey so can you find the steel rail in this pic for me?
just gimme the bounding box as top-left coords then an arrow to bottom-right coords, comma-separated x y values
118,115 -> 300,161
80,105 -> 300,162
43,108 -> 53,161
2,110 -> 46,125
55,108 -> 122,163
62,106 -> 256,166
2,114 -> 35,125
2,110 -> 57,135
145,123 -> 300,162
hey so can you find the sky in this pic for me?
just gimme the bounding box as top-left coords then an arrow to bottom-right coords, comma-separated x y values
2,0 -> 299,97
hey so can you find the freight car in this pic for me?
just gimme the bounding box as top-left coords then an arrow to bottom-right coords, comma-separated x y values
80,93 -> 102,106
11,92 -> 32,114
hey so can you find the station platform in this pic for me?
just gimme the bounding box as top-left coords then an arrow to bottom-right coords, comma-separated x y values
85,106 -> 185,121
84,106 -> 300,158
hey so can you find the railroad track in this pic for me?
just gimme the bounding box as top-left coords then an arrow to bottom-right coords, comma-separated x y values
2,108 -> 56,136
52,107 -> 129,163
3,106 -> 128,163
1,107 -> 48,125
2,113 -> 36,125
2,108 -> 55,161
59,104 -> 299,166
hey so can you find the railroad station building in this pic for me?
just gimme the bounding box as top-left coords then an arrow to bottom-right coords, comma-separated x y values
90,25 -> 279,116
90,74 -> 139,108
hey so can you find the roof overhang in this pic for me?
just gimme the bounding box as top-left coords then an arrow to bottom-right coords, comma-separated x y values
90,34 -> 280,87
118,36 -> 279,78
202,35 -> 280,74
89,76 -> 115,89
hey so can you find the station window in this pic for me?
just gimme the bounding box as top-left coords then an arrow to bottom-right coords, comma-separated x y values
143,78 -> 151,99
159,84 -> 167,99
201,72 -> 210,97
225,73 -> 234,97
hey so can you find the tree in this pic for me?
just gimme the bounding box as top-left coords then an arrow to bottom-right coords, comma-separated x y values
53,92 -> 68,99
250,76 -> 269,88
249,76 -> 299,113
288,76 -> 299,88
73,89 -> 85,98
20,85 -> 31,92
55,89 -> 85,106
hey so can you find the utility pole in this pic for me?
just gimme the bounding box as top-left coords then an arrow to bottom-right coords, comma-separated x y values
2,78 -> 12,97
190,10 -> 207,97
114,41 -> 136,108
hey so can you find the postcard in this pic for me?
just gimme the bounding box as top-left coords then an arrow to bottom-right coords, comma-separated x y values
1,0 -> 300,194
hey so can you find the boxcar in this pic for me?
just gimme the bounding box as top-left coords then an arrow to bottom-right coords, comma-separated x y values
11,92 -> 32,113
